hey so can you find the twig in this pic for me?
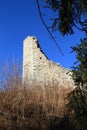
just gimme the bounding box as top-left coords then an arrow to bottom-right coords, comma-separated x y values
36,0 -> 64,56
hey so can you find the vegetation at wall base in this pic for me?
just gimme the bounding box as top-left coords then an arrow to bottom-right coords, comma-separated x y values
0,63 -> 76,130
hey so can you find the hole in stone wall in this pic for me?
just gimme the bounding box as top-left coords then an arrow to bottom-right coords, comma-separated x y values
33,37 -> 35,40
40,57 -> 42,59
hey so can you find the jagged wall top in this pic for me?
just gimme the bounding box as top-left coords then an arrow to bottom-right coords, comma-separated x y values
23,36 -> 74,87
24,36 -> 49,60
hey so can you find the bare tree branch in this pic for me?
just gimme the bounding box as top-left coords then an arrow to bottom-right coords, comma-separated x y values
36,0 -> 64,56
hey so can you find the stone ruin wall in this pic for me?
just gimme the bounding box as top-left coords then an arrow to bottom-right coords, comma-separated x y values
23,36 -> 74,87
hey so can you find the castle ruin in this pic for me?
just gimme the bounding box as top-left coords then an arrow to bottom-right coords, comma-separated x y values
23,36 -> 74,87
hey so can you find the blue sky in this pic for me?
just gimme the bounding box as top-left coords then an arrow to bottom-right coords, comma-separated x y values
0,0 -> 85,70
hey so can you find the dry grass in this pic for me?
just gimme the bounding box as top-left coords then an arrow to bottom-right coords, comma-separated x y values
0,63 -> 74,130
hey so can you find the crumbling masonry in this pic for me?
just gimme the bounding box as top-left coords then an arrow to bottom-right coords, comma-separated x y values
23,36 -> 74,87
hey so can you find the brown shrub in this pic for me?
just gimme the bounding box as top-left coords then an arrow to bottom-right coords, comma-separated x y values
0,63 -> 74,130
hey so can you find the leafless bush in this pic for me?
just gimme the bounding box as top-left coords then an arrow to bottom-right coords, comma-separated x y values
0,62 -> 74,130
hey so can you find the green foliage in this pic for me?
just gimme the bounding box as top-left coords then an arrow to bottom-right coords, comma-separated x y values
45,0 -> 87,35
67,88 -> 87,130
71,38 -> 87,87
67,37 -> 87,129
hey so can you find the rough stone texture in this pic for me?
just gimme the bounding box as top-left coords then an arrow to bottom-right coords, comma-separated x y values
23,36 -> 74,87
